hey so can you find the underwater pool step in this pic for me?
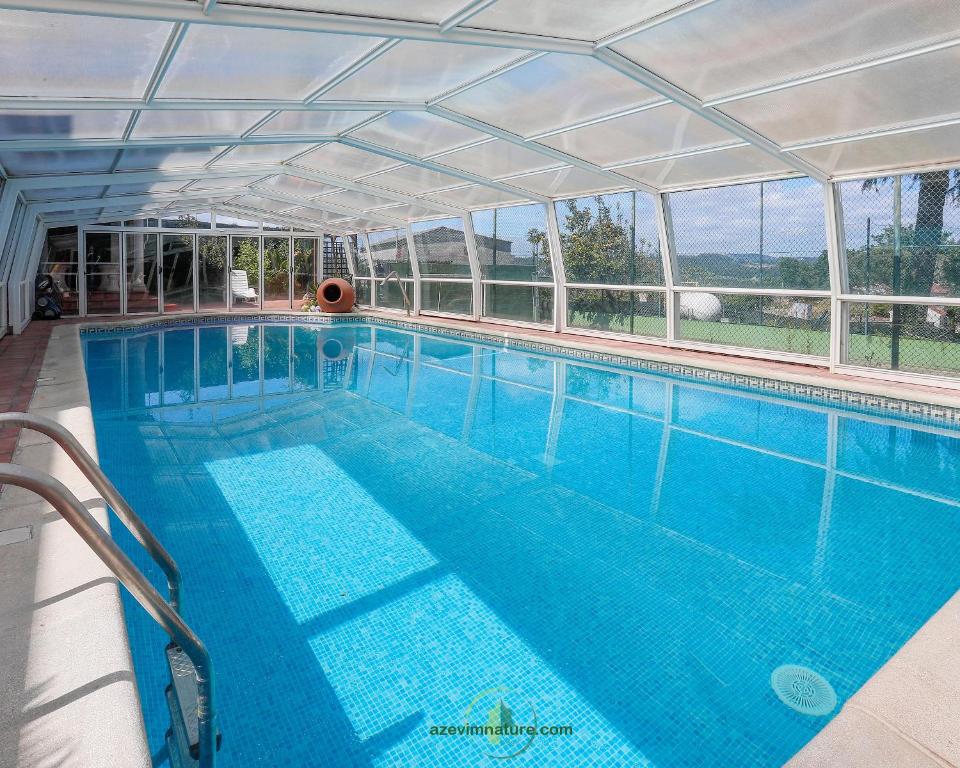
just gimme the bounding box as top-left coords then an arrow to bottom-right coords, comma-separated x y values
166,643 -> 222,765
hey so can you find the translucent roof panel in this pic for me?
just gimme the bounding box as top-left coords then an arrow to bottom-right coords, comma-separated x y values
720,47 -> 960,147
349,112 -> 489,158
132,110 -> 268,139
255,110 -> 379,137
158,26 -> 385,100
23,186 -> 106,202
281,204 -> 348,223
464,0 -> 686,40
507,166 -> 621,197
616,145 -> 796,190
115,145 -> 229,171
229,195 -> 298,214
439,139 -> 562,179
105,180 -> 194,196
0,149 -> 119,176
188,175 -> 271,191
212,143 -> 317,166
319,189 -> 408,212
256,174 -> 341,199
374,203 -> 450,221
218,0 -> 466,23
428,184 -> 529,209
0,111 -> 131,140
367,164 -> 470,195
295,143 -> 400,179
611,0 -> 960,101
0,11 -> 173,98
538,104 -> 737,167
441,54 -> 662,138
319,41 -> 527,102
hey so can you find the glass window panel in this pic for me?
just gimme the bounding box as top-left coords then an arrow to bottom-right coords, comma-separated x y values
722,46 -> 960,147
465,0 -> 682,39
482,283 -> 553,324
115,145 -> 228,171
1,149 -> 118,176
297,143 -> 399,178
374,277 -> 413,309
0,11 -> 173,98
198,235 -> 228,312
217,215 -> 259,230
125,233 -> 159,314
132,110 -> 268,138
263,221 -> 291,232
213,143 -> 316,167
256,110 -> 379,136
293,238 -> 318,305
555,192 -> 663,285
263,237 -> 291,309
411,217 -> 471,277
85,232 -> 122,315
161,212 -> 212,229
231,236 -> 261,308
159,26 -> 384,100
671,178 -> 829,289
40,226 -> 79,316
610,0 -> 960,100
367,229 -> 411,277
847,301 -> 960,376
353,235 -> 371,277
420,281 -> 473,315
355,278 -> 372,305
840,170 -> 960,297
0,110 -> 130,140
351,112 -> 488,158
567,288 -> 667,337
616,145 -> 795,190
678,293 -> 831,356
161,234 -> 195,313
320,41 -> 527,102
472,203 -> 552,281
443,53 -> 660,138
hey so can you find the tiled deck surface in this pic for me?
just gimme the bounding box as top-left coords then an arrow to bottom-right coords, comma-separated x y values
0,322 -> 60,463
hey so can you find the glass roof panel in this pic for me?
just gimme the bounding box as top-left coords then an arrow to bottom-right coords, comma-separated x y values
427,184 -> 530,208
115,145 -> 228,171
256,110 -> 379,136
257,173 -> 341,198
615,145 -> 796,189
229,195 -> 297,214
281,204 -> 345,222
506,166 -> 621,197
218,0 -> 465,23
367,164 -> 468,195
132,110 -> 268,138
0,110 -> 131,140
368,202 -> 443,220
611,0 -> 960,101
105,180 -> 193,196
23,185 -> 106,202
797,124 -> 960,177
720,47 -> 960,147
319,189 -> 405,211
0,149 -> 118,176
440,140 -> 561,178
320,41 -> 528,101
0,11 -> 173,98
441,54 -> 662,138
538,104 -> 736,167
350,112 -> 489,158
464,0 -> 686,40
188,174 -> 269,191
212,143 -> 317,166
158,25 -> 385,100
295,143 -> 400,178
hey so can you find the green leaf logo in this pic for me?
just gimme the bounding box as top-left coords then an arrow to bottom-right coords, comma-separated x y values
485,697 -> 516,746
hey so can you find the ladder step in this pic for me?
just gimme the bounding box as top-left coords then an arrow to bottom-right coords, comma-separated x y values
165,643 -> 221,763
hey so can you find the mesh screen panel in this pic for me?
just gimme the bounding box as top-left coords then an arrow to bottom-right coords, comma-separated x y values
678,293 -> 831,356
555,192 -> 663,285
840,169 -> 960,297
420,281 -> 473,315
367,228 -> 412,278
847,302 -> 960,376
567,288 -> 667,338
482,283 -> 553,325
411,217 -> 471,277
671,178 -> 828,290
471,204 -> 552,281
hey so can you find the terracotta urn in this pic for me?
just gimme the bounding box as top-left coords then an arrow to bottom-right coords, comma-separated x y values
316,278 -> 355,313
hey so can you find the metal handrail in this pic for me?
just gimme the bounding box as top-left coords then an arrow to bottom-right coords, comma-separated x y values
381,271 -> 411,316
0,463 -> 217,768
0,412 -> 182,612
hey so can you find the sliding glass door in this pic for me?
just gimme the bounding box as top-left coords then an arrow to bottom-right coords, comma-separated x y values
125,233 -> 159,314
160,234 -> 195,314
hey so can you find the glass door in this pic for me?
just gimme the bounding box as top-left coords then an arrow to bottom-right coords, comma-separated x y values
263,236 -> 291,310
230,236 -> 261,310
293,237 -> 318,310
198,235 -> 228,312
160,234 -> 195,314
84,232 -> 122,315
125,233 -> 160,314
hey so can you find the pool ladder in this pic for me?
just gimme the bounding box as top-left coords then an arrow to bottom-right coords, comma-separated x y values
0,412 -> 221,768
381,271 -> 412,315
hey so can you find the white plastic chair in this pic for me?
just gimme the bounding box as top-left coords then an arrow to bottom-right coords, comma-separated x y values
230,269 -> 258,303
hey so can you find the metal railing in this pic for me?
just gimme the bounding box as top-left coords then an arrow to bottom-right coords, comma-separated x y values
381,271 -> 412,315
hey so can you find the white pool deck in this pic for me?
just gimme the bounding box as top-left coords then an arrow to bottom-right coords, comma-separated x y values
1,310 -> 959,767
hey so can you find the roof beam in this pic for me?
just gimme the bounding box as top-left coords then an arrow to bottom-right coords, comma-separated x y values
593,48 -> 828,181
594,0 -> 719,49
303,38 -> 401,103
32,186 -> 248,212
439,0 -> 499,32
0,135 -> 338,152
0,97 -> 426,111
9,163 -> 283,191
0,0 -> 594,54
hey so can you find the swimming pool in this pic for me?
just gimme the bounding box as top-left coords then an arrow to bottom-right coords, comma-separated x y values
82,320 -> 960,767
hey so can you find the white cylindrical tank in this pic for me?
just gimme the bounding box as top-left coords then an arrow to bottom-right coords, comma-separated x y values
679,292 -> 723,321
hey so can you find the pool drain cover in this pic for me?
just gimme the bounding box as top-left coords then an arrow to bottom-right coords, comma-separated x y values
771,665 -> 837,716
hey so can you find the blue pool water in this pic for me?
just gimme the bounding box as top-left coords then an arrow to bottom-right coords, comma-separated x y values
83,321 -> 960,767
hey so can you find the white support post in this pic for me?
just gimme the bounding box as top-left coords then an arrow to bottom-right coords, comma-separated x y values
460,211 -> 482,321
404,224 -> 421,316
342,232 -> 357,279
545,200 -> 565,333
655,192 -> 679,341
824,182 -> 847,369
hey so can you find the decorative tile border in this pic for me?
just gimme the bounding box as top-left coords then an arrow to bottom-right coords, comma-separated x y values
79,313 -> 960,429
